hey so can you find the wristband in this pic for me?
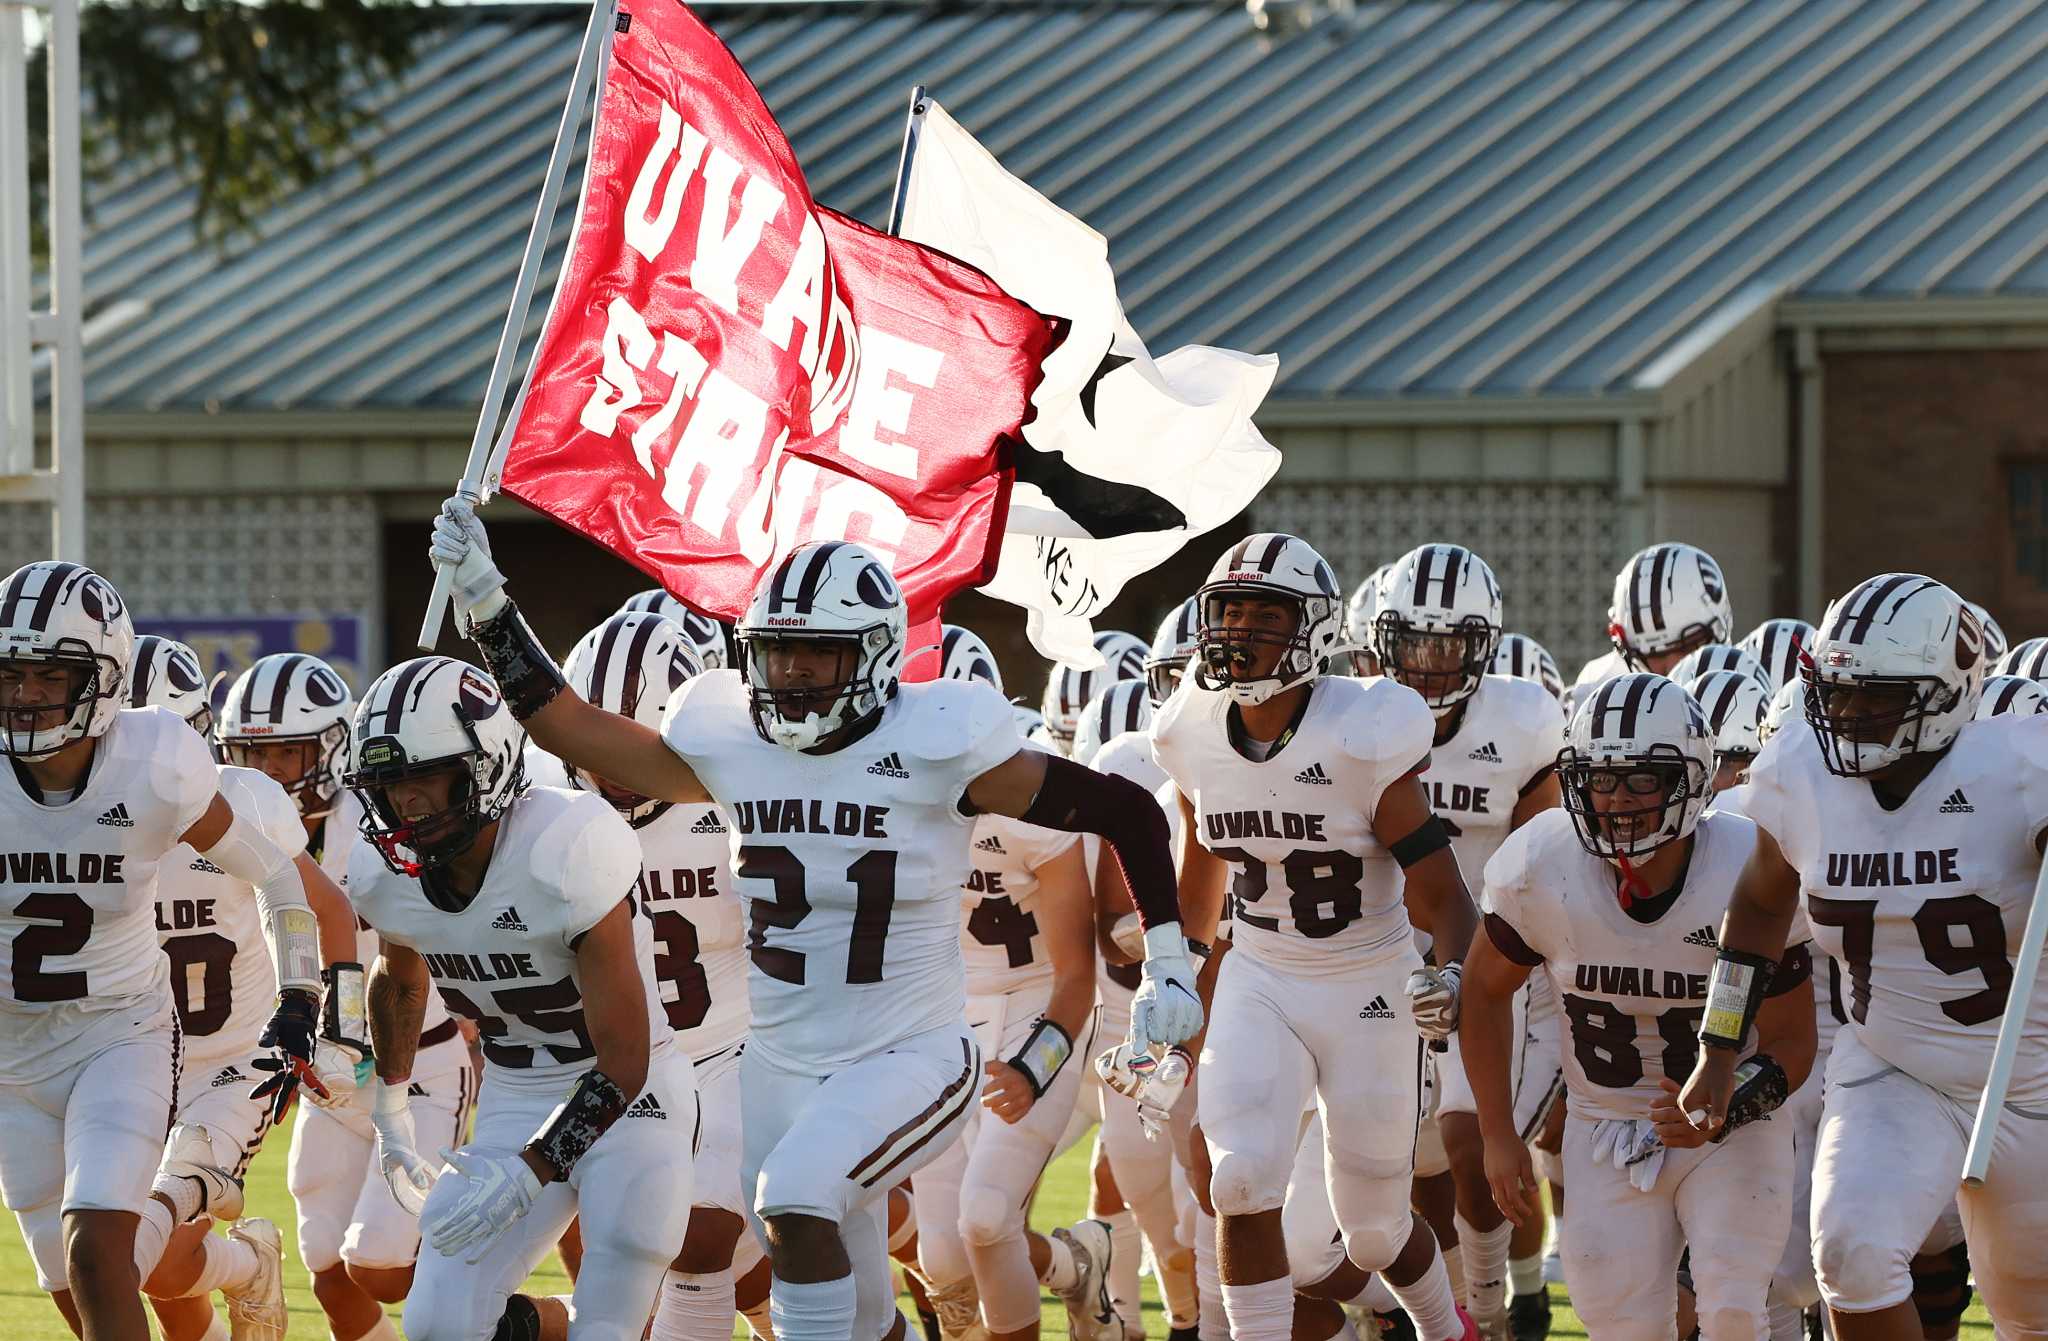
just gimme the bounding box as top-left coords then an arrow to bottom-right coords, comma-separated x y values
471,599 -> 568,721
321,962 -> 369,1054
1714,1053 -> 1789,1140
523,1068 -> 632,1180
1007,1017 -> 1074,1100
1700,947 -> 1774,1051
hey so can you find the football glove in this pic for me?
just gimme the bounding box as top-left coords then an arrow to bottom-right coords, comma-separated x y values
308,1039 -> 372,1110
423,1148 -> 542,1263
1405,962 -> 1462,1041
1095,1043 -> 1193,1141
1130,924 -> 1203,1052
249,988 -> 327,1121
428,496 -> 509,627
369,1081 -> 437,1217
1590,1117 -> 1666,1193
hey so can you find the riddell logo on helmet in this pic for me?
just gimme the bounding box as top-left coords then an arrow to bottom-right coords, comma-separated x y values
1223,570 -> 1265,582
1823,650 -> 1855,667
764,617 -> 807,627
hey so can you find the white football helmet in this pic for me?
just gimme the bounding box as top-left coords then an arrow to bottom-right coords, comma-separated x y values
1977,674 -> 2048,719
1737,618 -> 1815,693
939,625 -> 1003,694
1668,644 -> 1771,698
1804,574 -> 1987,777
1607,543 -> 1733,669
1492,632 -> 1563,699
130,635 -> 214,738
737,541 -> 906,752
1094,629 -> 1152,683
1758,677 -> 1800,746
620,588 -> 728,670
1145,598 -> 1200,706
345,657 -> 527,889
563,612 -> 702,826
219,653 -> 356,819
0,561 -> 134,760
1994,635 -> 2048,682
1072,680 -> 1155,766
1011,704 -> 1047,741
1344,564 -> 1393,675
1967,602 -> 2007,668
1041,629 -> 1150,749
1193,533 -> 1344,706
1685,668 -> 1768,767
1560,672 -> 1715,862
1372,543 -> 1503,710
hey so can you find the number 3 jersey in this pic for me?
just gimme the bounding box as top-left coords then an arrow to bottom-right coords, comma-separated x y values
153,765 -> 304,1067
1744,714 -> 2048,1106
661,671 -> 1021,1072
345,785 -> 674,1092
1151,674 -> 1437,974
0,706 -> 217,1082
1482,808 -> 1810,1121
630,799 -> 749,1061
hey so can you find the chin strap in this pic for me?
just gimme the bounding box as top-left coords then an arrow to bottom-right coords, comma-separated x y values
1613,851 -> 1653,908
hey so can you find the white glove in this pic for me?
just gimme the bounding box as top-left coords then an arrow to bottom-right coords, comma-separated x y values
308,1039 -> 372,1110
1130,923 -> 1203,1052
1590,1117 -> 1666,1193
369,1081 -> 437,1217
427,496 -> 509,627
423,1147 -> 543,1262
1406,961 -> 1462,1041
1095,1043 -> 1192,1140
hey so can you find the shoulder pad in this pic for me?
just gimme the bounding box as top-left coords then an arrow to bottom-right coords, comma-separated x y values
219,765 -> 309,859
1480,807 -> 1567,910
659,669 -> 748,761
897,678 -> 1013,763
522,788 -> 623,885
1496,674 -> 1566,755
1336,677 -> 1436,771
141,706 -> 221,823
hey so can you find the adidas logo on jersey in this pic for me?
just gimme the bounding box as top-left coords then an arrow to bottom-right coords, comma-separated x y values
1682,925 -> 1719,948
96,803 -> 134,827
626,1093 -> 667,1120
1468,741 -> 1503,763
867,752 -> 910,779
1294,762 -> 1333,786
1939,788 -> 1974,814
189,856 -> 225,875
210,1066 -> 246,1089
489,906 -> 529,932
689,812 -> 727,834
1358,995 -> 1395,1020
407,1082 -> 429,1098
974,835 -> 1006,853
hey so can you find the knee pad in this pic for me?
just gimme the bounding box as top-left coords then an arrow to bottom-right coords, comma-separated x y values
1814,1231 -> 1909,1314
1340,1215 -> 1410,1277
1910,1241 -> 1972,1330
956,1181 -> 1017,1249
18,1201 -> 64,1291
1206,1149 -> 1285,1219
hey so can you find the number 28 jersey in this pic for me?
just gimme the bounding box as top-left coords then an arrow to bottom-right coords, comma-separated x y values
662,671 -> 1021,1072
1152,674 -> 1436,975
1745,715 -> 2048,1106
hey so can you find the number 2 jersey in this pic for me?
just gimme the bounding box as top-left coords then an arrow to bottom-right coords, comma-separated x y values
153,765 -> 303,1067
661,671 -> 1021,1072
345,785 -> 674,1092
1151,673 -> 1437,975
0,706 -> 217,1082
1744,714 -> 2048,1106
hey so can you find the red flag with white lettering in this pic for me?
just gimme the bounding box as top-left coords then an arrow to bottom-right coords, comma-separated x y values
495,0 -> 1051,644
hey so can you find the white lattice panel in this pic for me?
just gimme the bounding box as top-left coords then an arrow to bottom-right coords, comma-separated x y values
1253,481 -> 1623,672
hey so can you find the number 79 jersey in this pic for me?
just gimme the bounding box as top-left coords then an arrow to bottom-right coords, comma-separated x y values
1151,675 -> 1437,975
1745,715 -> 2048,1106
661,671 -> 1021,1072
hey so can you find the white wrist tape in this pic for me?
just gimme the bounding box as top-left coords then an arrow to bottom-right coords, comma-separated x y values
204,811 -> 319,993
1141,922 -> 1188,963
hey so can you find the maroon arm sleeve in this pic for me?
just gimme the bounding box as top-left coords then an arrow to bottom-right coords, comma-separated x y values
1019,755 -> 1181,932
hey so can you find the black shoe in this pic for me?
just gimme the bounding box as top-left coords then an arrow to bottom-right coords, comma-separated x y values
916,1307 -> 940,1341
1169,1329 -> 1201,1341
1374,1309 -> 1418,1341
1508,1290 -> 1551,1341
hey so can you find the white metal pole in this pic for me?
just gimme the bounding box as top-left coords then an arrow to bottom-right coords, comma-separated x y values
46,0 -> 82,561
0,2 -> 33,480
417,0 -> 613,651
1962,849 -> 2048,1186
883,84 -> 927,238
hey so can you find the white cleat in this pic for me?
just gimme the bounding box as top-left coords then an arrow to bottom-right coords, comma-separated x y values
928,1274 -> 992,1341
1053,1219 -> 1124,1341
158,1123 -> 244,1223
223,1217 -> 287,1341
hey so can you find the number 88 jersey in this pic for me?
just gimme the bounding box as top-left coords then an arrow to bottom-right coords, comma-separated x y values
1151,675 -> 1437,975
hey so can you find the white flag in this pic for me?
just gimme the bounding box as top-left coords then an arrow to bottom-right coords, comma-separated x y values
898,99 -> 1281,668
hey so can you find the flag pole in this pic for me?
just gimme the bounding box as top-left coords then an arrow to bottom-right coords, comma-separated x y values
418,0 -> 615,651
884,84 -> 928,237
1963,848 -> 2048,1186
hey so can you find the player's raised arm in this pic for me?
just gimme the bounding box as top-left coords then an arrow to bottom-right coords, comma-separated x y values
428,496 -> 710,805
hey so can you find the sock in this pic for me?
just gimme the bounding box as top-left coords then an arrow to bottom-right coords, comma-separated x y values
179,1232 -> 260,1297
1443,1243 -> 1466,1312
739,1292 -> 777,1340
769,1275 -> 856,1341
1768,1300 -> 1806,1341
651,1268 -> 737,1341
1106,1210 -> 1142,1335
1455,1215 -> 1511,1322
348,1319 -> 401,1341
1508,1254 -> 1543,1297
1220,1276 -> 1293,1341
131,1198 -> 176,1280
1160,1243 -> 1200,1328
1386,1246 -> 1462,1341
1040,1232 -> 1079,1293
150,1172 -> 206,1226
1194,1209 -> 1228,1341
1349,1275 -> 1399,1314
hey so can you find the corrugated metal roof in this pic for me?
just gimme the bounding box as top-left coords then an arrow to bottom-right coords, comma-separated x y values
60,0 -> 2048,412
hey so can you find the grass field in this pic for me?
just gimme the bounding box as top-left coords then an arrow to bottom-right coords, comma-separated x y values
0,1136 -> 1999,1338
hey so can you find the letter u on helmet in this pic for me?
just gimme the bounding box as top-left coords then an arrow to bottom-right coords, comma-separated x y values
737,541 -> 906,752
0,561 -> 134,760
219,652 -> 356,818
130,634 -> 215,741
1193,533 -> 1343,706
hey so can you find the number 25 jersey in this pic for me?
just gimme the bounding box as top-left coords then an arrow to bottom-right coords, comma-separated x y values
661,671 -> 1021,1072
1152,674 -> 1436,975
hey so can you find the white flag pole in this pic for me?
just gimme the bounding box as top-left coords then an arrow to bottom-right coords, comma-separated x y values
884,84 -> 928,237
418,0 -> 615,651
1962,849 -> 2048,1186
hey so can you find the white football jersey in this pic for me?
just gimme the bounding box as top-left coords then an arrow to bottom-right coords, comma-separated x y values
345,785 -> 672,1091
309,788 -> 451,1037
0,707 -> 216,1081
522,743 -> 571,791
154,766 -> 303,1065
1572,649 -> 1627,694
961,813 -> 1081,997
1152,675 -> 1435,975
1707,783 -> 1752,819
1745,715 -> 2048,1105
1424,674 -> 1563,887
1484,808 -> 1802,1120
661,671 -> 1021,1071
1093,731 -> 1168,795
632,800 -> 749,1060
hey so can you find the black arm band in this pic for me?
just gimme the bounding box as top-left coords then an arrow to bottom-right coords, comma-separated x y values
1007,1017 -> 1074,1100
320,961 -> 369,1054
470,599 -> 568,721
1389,815 -> 1452,869
523,1068 -> 632,1179
1023,755 -> 1180,932
1700,947 -> 1775,1051
1713,1053 -> 1789,1141
1766,941 -> 1813,996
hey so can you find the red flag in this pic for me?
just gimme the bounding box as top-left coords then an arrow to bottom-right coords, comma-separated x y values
497,0 -> 1050,643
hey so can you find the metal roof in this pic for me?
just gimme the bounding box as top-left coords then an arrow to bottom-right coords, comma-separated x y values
61,0 -> 2048,412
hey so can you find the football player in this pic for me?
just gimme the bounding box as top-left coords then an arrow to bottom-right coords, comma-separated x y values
1040,631 -> 1151,755
430,503 -> 1204,1341
1680,575 -> 2048,1337
1369,545 -> 1564,1341
1571,543 -> 1734,694
342,655 -> 695,1341
219,652 -> 478,1341
1489,635 -> 1561,702
1994,633 -> 2048,682
1685,667 -> 1771,806
1152,534 -> 1479,1341
1668,644 -> 1773,698
0,563 -> 327,1341
1737,619 -> 1816,696
1146,599 -> 1201,707
1977,673 -> 2048,717
1343,567 -> 1391,677
621,588 -> 731,670
1466,672 -> 1817,1340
